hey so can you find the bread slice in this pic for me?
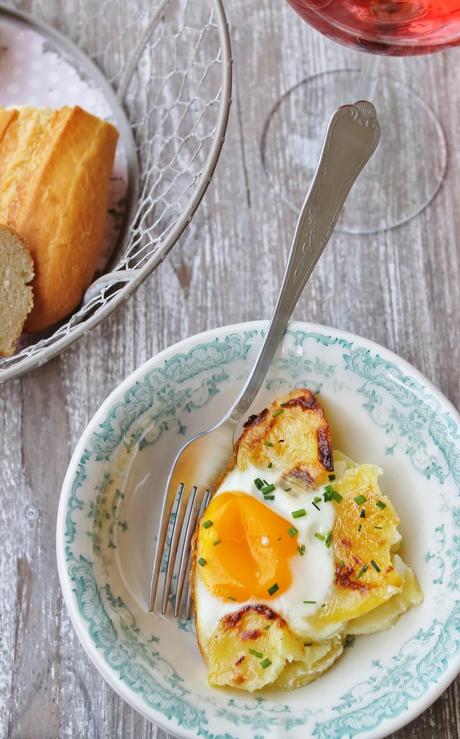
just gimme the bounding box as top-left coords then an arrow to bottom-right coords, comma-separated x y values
0,225 -> 34,356
0,106 -> 118,331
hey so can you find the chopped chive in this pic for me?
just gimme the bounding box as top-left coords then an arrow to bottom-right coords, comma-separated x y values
304,642 -> 313,646
314,532 -> 325,542
268,582 -> 279,596
370,559 -> 381,573
213,539 -> 221,546
280,401 -> 289,407
264,495 -> 275,500
331,490 -> 343,503
284,486 -> 291,492
292,508 -> 307,519
260,658 -> 272,669
297,544 -> 306,556
325,531 -> 333,548
202,520 -> 213,529
264,441 -> 274,447
376,500 -> 387,510
374,525 -> 383,530
358,524 -> 362,532
260,484 -> 275,495
356,564 -> 368,580
354,494 -> 367,506
264,624 -> 271,630
254,478 -> 265,490
344,634 -> 355,648
338,559 -> 345,568
273,408 -> 284,417
360,508 -> 366,518
227,596 -> 237,601
288,526 -> 298,538
303,600 -> 316,604
312,501 -> 321,511
197,557 -> 207,567
249,648 -> 263,658
328,474 -> 336,481
267,462 -> 273,469
313,496 -> 322,504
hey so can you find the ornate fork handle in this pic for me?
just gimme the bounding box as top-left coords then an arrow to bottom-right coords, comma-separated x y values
228,101 -> 380,425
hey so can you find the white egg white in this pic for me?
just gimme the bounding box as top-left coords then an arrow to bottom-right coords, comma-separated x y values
195,461 -> 348,643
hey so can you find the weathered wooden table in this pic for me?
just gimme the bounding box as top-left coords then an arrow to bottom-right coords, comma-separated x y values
1,1 -> 460,737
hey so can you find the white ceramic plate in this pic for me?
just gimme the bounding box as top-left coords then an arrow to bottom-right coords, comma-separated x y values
57,321 -> 460,739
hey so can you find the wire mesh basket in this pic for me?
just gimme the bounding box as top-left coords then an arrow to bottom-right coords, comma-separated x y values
0,0 -> 232,382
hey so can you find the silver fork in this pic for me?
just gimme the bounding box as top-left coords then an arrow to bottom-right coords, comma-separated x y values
149,100 -> 381,617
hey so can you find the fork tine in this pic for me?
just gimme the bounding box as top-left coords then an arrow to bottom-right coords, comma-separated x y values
174,488 -> 211,617
161,485 -> 194,614
173,486 -> 199,617
149,482 -> 184,611
174,490 -> 211,619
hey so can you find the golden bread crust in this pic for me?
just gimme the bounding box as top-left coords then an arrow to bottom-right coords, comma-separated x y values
0,105 -> 118,331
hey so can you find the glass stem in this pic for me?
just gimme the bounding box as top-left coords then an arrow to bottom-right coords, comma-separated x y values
358,55 -> 381,101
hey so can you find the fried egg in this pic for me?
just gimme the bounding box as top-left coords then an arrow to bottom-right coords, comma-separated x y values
192,389 -> 423,692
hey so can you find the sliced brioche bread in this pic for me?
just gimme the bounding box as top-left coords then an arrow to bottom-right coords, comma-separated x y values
0,225 -> 34,356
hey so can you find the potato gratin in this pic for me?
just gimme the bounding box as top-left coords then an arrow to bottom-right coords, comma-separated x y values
191,389 -> 422,692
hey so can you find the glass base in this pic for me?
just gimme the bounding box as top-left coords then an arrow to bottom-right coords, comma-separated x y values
261,69 -> 447,234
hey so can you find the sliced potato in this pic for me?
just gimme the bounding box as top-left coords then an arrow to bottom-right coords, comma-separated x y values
308,464 -> 404,631
236,388 -> 334,489
206,605 -> 304,691
347,554 -> 423,635
273,636 -> 344,689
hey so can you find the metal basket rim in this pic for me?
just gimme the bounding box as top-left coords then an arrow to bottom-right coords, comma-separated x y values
0,0 -> 232,383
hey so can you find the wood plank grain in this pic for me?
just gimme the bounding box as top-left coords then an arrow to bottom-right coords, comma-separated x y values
0,0 -> 459,737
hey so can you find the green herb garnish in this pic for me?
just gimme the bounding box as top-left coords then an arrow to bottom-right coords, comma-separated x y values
370,559 -> 381,573
260,658 -> 272,669
328,474 -> 336,481
268,582 -> 279,596
331,490 -> 343,503
297,544 -> 306,556
264,495 -> 275,500
288,526 -> 298,538
325,531 -> 333,548
360,509 -> 366,518
303,600 -> 316,604
197,557 -> 207,567
314,532 -> 325,542
292,508 -> 307,519
376,500 -> 387,510
254,478 -> 265,490
264,441 -> 274,447
249,649 -> 263,658
355,564 -> 368,580
260,483 -> 275,495
267,462 -> 273,469
213,539 -> 221,546
203,520 -> 213,529
354,494 -> 367,506
273,408 -> 284,417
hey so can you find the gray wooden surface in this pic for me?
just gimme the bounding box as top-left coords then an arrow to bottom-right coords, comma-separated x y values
1,1 -> 460,737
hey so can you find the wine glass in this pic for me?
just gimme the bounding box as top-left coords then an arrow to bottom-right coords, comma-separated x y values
262,1 -> 460,232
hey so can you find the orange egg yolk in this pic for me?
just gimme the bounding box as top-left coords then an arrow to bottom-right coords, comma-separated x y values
196,492 -> 299,602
